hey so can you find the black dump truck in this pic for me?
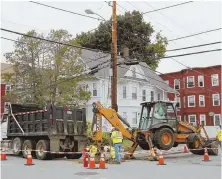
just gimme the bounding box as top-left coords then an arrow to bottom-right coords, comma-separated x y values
0,103 -> 88,160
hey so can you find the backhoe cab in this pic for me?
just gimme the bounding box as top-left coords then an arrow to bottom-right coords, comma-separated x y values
136,101 -> 219,155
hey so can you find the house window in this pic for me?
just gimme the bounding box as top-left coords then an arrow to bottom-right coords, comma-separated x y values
214,114 -> 221,126
183,96 -> 186,108
132,87 -> 137,99
93,83 -> 97,96
132,67 -> 136,78
198,76 -> 204,87
142,90 -> 146,101
188,95 -> 195,107
187,76 -> 194,88
132,112 -> 137,124
108,87 -> 111,98
199,95 -> 205,107
177,97 -> 181,108
122,112 -> 127,121
165,80 -> 169,85
212,94 -> 220,106
200,114 -> 206,126
123,86 -> 126,99
211,74 -> 219,86
157,93 -> 161,100
188,115 -> 196,126
183,115 -> 187,122
174,79 -> 180,90
150,91 -> 154,101
177,116 -> 181,121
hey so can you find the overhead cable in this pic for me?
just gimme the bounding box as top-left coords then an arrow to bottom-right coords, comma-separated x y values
168,28 -> 222,42
29,1 -> 104,21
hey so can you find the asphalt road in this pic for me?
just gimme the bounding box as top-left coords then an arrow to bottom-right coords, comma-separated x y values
1,145 -> 221,179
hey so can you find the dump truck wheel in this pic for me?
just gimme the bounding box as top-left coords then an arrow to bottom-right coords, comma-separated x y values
35,140 -> 51,160
22,140 -> 36,158
188,136 -> 204,155
12,137 -> 24,156
66,154 -> 82,159
207,141 -> 219,155
155,128 -> 174,150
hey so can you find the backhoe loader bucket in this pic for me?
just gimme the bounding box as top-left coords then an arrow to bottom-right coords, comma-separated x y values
189,140 -> 219,155
207,141 -> 219,155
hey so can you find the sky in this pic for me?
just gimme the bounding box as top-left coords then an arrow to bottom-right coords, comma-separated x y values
1,0 -> 221,73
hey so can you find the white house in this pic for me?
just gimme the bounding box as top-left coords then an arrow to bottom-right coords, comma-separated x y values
79,49 -> 178,130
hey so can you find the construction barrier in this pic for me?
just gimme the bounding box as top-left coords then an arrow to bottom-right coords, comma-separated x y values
0,145 -> 219,157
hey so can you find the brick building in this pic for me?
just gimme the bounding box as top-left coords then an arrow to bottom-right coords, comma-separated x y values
160,65 -> 221,126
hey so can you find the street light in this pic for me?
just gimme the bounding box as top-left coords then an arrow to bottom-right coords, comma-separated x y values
85,9 -> 106,21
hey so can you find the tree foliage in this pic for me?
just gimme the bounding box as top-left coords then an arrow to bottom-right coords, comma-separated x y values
3,29 -> 91,107
76,10 -> 167,70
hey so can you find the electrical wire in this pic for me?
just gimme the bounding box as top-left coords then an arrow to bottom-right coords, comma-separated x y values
168,28 -> 222,42
1,28 -> 110,53
29,1 -> 104,21
125,1 -> 175,34
10,59 -> 112,98
169,57 -> 221,82
166,41 -> 221,52
143,1 -> 193,14
119,65 -> 219,100
139,63 -> 220,95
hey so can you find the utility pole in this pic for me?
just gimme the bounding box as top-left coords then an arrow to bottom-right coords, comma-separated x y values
111,1 -> 118,112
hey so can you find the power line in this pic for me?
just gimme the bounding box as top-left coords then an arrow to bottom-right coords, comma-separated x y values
125,1 -> 175,34
29,1 -> 104,21
143,1 -> 193,14
161,49 -> 222,59
1,36 -> 111,72
7,58 -> 112,98
166,41 -> 221,52
168,28 -> 222,42
1,28 -> 110,53
119,64 -> 219,100
139,63 -> 220,95
169,57 -> 221,82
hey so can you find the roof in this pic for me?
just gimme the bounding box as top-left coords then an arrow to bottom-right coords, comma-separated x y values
80,49 -> 177,94
159,64 -> 222,76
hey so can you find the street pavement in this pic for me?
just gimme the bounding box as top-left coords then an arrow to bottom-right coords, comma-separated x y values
1,145 -> 221,179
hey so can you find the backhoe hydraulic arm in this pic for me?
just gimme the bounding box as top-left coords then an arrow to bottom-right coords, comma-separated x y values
91,101 -> 135,142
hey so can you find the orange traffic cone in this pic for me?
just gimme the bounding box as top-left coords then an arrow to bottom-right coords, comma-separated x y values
87,153 -> 97,169
99,152 -> 107,169
157,150 -> 166,165
184,145 -> 189,153
203,148 -> 210,162
25,151 -> 35,166
0,148 -> 7,161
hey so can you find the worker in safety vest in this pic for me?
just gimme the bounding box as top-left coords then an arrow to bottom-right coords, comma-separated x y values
110,146 -> 116,160
111,127 -> 123,164
216,125 -> 222,148
89,143 -> 98,156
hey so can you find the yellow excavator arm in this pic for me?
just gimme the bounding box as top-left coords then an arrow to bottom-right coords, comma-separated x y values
91,101 -> 139,158
91,101 -> 135,142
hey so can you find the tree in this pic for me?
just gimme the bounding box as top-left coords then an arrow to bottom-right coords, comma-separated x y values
76,10 -> 167,70
3,29 -> 91,107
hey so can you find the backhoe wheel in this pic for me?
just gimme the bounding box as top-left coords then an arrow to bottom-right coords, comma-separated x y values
155,128 -> 174,150
35,140 -> 51,160
12,137 -> 24,156
188,136 -> 204,155
22,140 -> 36,158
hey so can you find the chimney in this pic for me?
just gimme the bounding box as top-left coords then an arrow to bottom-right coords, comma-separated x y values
123,47 -> 129,59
